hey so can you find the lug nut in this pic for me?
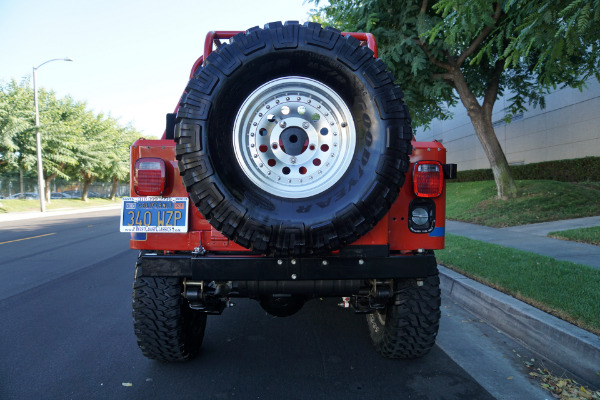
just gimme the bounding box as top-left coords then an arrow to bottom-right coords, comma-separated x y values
302,122 -> 309,129
279,121 -> 287,128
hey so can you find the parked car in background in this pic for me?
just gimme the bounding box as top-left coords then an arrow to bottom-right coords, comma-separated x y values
50,192 -> 73,199
62,191 -> 82,198
62,190 -> 103,198
8,192 -> 39,199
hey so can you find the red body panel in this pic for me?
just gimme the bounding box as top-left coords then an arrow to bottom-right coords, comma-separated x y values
129,139 -> 447,253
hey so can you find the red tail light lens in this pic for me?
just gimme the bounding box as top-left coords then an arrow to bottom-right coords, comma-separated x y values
134,158 -> 166,196
413,161 -> 443,198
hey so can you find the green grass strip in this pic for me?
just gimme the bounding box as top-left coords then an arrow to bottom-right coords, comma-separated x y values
548,226 -> 600,246
446,180 -> 600,227
436,233 -> 600,334
0,198 -> 122,214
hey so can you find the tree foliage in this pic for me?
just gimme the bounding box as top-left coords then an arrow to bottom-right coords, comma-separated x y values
0,80 -> 36,173
310,0 -> 600,199
0,79 -> 140,201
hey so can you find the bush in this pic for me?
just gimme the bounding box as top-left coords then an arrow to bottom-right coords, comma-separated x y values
456,157 -> 600,182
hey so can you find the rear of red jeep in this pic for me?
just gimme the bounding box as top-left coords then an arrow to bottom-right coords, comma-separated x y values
121,22 -> 456,362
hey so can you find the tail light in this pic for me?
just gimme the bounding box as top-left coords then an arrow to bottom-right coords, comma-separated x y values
413,161 -> 443,198
134,158 -> 166,196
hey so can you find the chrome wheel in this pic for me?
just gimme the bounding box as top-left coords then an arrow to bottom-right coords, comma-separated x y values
233,76 -> 356,198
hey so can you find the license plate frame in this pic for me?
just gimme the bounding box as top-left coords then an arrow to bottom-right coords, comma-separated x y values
120,197 -> 189,233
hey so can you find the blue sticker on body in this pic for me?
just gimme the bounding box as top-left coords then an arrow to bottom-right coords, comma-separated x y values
429,227 -> 445,237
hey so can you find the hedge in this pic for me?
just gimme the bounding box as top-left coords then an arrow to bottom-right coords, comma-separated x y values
455,156 -> 600,182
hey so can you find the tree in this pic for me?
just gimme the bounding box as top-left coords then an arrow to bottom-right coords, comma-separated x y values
2,79 -> 139,202
64,111 -> 106,201
1,80 -> 85,202
39,94 -> 87,202
101,124 -> 139,200
68,112 -> 136,201
310,0 -> 600,199
0,80 -> 36,195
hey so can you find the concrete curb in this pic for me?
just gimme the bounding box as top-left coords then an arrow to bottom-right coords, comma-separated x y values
0,205 -> 121,222
439,265 -> 600,387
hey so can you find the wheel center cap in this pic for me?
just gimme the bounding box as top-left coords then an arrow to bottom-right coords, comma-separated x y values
279,126 -> 308,156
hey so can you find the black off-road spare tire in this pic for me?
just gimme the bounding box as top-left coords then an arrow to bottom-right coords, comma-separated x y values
175,21 -> 412,256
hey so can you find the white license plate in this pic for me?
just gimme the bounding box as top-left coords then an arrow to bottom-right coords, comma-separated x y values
120,197 -> 188,233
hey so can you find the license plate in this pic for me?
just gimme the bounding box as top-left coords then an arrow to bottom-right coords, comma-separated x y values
120,197 -> 188,233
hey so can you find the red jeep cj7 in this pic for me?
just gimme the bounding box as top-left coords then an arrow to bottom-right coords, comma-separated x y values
120,22 -> 456,362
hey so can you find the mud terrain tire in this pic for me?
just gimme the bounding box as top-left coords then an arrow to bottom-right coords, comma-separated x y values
132,264 -> 206,362
367,268 -> 441,358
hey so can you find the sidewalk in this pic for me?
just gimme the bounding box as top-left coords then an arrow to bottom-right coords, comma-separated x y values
442,216 -> 600,387
446,216 -> 600,269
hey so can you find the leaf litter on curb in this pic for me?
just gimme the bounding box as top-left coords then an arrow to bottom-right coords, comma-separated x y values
527,365 -> 600,399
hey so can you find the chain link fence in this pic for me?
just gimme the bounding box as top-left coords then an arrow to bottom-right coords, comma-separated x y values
0,176 -> 129,199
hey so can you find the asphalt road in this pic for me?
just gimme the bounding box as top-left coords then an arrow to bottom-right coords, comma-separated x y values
0,209 -> 543,399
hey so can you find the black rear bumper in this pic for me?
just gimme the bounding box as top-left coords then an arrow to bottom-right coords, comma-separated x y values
138,248 -> 437,281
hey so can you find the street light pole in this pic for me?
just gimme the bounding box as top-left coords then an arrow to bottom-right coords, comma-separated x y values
33,57 -> 73,212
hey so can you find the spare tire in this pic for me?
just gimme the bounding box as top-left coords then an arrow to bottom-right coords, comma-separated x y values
175,21 -> 412,256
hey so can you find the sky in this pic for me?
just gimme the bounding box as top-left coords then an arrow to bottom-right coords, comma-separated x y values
0,0 -> 315,137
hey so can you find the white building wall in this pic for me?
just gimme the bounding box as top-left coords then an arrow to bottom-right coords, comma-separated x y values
416,79 -> 600,171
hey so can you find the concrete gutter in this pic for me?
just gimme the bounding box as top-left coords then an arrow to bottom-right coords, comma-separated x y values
439,265 -> 600,387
